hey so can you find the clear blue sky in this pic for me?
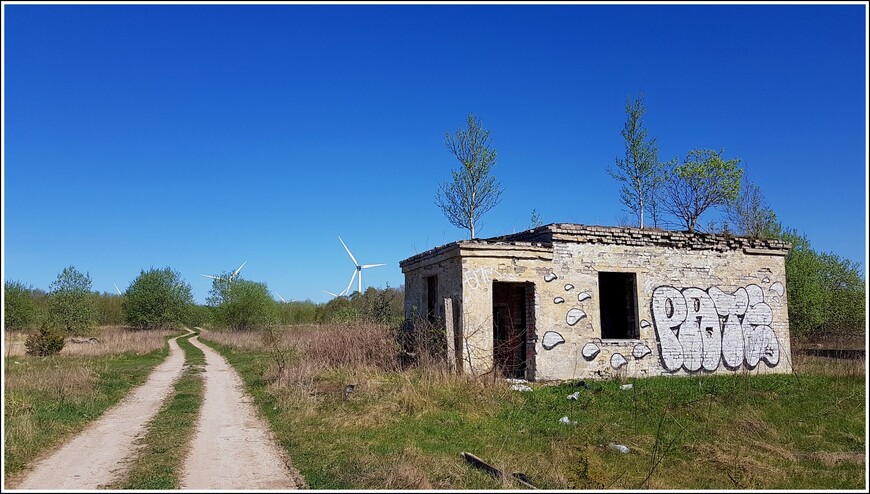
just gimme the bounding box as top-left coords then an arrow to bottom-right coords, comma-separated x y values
3,3 -> 867,304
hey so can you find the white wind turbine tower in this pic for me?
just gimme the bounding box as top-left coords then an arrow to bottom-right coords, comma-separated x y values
338,237 -> 385,295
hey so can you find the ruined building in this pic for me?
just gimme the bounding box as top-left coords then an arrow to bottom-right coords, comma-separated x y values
399,224 -> 792,381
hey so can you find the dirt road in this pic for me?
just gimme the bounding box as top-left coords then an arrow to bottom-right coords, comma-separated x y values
180,334 -> 303,489
15,331 -> 190,489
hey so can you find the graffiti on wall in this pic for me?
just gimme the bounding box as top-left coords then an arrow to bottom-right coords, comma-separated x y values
651,284 -> 780,372
464,266 -> 495,290
542,331 -> 565,350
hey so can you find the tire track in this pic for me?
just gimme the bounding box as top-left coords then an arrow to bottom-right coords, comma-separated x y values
180,334 -> 302,489
15,330 -> 191,489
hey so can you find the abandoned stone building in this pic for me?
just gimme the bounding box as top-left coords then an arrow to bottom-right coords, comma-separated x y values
400,224 -> 792,381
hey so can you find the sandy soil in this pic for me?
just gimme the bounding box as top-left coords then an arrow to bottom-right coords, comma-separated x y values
180,334 -> 303,490
13,331 -> 189,489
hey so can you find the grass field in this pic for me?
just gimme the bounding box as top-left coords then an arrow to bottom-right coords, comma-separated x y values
3,327 -> 176,483
201,324 -> 866,490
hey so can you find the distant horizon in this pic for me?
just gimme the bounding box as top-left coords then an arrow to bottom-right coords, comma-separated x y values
3,2 -> 867,304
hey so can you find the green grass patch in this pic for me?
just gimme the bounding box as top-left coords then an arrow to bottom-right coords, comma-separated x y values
4,340 -> 174,481
109,331 -> 205,489
202,333 -> 866,490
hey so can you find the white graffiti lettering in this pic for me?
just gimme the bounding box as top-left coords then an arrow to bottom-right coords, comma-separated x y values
463,267 -> 495,290
652,284 -> 780,372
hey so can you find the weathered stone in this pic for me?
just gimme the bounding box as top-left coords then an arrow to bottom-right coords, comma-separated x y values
400,223 -> 792,381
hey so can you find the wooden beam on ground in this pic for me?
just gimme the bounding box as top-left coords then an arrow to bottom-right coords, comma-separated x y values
460,452 -> 537,489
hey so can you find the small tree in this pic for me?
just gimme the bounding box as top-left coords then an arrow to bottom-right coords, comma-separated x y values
662,148 -> 743,232
4,280 -> 41,330
123,267 -> 194,329
530,209 -> 543,228
214,280 -> 278,331
48,266 -> 98,334
25,324 -> 66,356
608,92 -> 667,229
728,179 -> 780,239
435,113 -> 503,239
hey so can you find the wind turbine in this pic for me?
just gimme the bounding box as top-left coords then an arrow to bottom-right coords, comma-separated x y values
338,237 -> 385,295
113,283 -> 122,296
201,261 -> 247,282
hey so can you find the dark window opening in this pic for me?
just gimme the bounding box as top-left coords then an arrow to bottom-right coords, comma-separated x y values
598,272 -> 639,339
425,275 -> 438,323
493,281 -> 536,380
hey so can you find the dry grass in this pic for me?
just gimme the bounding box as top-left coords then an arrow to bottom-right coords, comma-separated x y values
4,326 -> 174,357
3,331 -> 27,358
791,353 -> 866,377
4,364 -> 96,398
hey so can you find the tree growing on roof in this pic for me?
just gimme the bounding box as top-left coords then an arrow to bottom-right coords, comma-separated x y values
728,178 -> 781,239
661,148 -> 743,232
435,113 -> 503,239
608,92 -> 669,229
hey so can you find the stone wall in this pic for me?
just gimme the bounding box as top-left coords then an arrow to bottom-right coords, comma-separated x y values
401,225 -> 792,381
535,242 -> 791,380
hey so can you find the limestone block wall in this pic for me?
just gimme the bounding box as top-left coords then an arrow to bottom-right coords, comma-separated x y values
537,242 -> 791,380
402,226 -> 792,382
402,256 -> 463,324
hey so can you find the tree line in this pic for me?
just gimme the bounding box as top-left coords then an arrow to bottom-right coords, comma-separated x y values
4,265 -> 406,355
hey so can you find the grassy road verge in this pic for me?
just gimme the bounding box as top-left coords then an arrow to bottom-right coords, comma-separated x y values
3,331 -> 175,479
201,325 -> 865,490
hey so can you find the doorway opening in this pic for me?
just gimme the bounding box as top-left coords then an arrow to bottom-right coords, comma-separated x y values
492,281 -> 536,380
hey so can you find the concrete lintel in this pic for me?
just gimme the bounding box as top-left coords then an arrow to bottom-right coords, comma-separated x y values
743,247 -> 788,257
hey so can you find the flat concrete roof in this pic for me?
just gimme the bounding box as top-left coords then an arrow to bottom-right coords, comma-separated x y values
399,223 -> 791,270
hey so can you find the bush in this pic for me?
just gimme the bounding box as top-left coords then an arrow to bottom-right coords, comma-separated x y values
4,280 -> 41,330
96,293 -> 125,325
25,325 -> 66,356
184,304 -> 214,328
123,267 -> 194,329
782,229 -> 866,338
48,266 -> 98,334
214,280 -> 278,331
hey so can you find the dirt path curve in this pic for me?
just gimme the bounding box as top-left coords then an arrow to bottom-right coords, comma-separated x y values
180,333 -> 302,490
15,330 -> 191,490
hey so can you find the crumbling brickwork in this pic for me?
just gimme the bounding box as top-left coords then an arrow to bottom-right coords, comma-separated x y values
400,224 -> 792,381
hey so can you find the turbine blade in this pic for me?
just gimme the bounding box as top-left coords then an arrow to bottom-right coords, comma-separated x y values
338,236 -> 359,267
360,264 -> 386,269
342,269 -> 357,296
274,291 -> 286,303
113,283 -> 122,295
233,260 -> 247,277
201,274 -> 220,280
322,290 -> 340,298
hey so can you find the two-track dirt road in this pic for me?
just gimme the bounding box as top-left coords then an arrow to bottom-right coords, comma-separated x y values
180,333 -> 301,489
11,330 -> 302,490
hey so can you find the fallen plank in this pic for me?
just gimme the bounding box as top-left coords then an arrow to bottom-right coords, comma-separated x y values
460,452 -> 538,489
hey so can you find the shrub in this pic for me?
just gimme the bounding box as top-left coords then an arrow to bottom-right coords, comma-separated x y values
782,229 -> 866,338
48,266 -> 98,334
25,324 -> 66,356
214,280 -> 278,331
123,267 -> 194,329
96,293 -> 125,325
4,280 -> 41,330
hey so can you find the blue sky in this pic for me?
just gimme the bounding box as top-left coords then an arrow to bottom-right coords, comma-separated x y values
3,3 -> 867,304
